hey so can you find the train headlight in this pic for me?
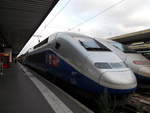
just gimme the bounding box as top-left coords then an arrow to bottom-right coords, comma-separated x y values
110,62 -> 127,68
95,63 -> 111,69
95,62 -> 127,69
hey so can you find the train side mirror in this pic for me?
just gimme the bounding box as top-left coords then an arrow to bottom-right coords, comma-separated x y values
55,42 -> 60,49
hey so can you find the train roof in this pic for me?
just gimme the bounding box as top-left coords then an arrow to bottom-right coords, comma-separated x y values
56,32 -> 92,39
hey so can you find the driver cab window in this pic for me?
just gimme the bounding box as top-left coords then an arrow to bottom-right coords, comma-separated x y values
79,38 -> 111,51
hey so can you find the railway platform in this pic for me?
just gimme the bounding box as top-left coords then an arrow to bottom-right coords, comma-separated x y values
0,63 -> 93,113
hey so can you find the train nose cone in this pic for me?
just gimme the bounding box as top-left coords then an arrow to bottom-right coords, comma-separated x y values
138,66 -> 150,78
100,70 -> 137,90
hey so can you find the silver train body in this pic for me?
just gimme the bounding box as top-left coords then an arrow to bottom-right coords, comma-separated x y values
25,32 -> 137,94
96,39 -> 150,85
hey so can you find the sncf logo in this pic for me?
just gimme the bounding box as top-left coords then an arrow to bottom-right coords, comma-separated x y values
49,55 -> 60,67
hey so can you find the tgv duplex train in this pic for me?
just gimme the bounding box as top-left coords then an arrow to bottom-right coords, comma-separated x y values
96,39 -> 150,85
24,32 -> 137,94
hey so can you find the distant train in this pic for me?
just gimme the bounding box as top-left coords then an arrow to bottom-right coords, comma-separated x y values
96,39 -> 150,87
23,32 -> 137,95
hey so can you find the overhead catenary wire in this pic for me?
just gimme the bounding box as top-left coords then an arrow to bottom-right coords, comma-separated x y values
23,0 -> 125,54
25,0 -> 72,53
39,0 -> 72,35
68,0 -> 126,31
45,0 -> 72,28
29,0 -> 124,49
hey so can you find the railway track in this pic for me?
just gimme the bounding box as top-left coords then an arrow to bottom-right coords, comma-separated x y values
137,87 -> 150,97
116,91 -> 150,113
128,93 -> 150,112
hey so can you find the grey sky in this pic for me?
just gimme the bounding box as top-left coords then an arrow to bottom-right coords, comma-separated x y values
18,0 -> 150,56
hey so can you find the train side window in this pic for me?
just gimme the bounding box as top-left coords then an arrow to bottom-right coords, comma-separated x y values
33,38 -> 48,49
55,42 -> 61,49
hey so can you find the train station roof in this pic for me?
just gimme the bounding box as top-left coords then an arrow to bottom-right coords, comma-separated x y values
110,29 -> 150,44
0,0 -> 59,55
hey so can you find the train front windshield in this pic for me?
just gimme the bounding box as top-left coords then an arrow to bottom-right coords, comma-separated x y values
79,38 -> 111,51
110,41 -> 137,53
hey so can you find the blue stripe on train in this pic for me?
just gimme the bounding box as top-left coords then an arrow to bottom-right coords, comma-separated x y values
27,50 -> 136,94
